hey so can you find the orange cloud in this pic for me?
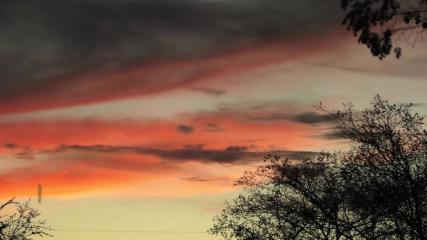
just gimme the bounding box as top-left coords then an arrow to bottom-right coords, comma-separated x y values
0,111 -> 327,152
0,103 -> 338,198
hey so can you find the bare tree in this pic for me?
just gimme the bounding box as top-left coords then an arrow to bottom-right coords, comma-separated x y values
210,95 -> 427,240
0,199 -> 50,240
341,0 -> 427,59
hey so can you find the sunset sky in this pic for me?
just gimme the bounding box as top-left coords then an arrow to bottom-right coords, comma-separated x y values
1,1 -> 427,239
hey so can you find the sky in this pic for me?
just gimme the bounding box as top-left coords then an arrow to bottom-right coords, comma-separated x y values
1,1 -> 427,239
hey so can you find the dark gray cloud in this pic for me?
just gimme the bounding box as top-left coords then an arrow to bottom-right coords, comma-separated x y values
291,112 -> 335,124
0,0 -> 342,113
2,143 -> 35,159
250,111 -> 335,124
55,144 -> 317,164
177,125 -> 194,134
190,87 -> 226,96
319,130 -> 350,140
3,143 -> 17,149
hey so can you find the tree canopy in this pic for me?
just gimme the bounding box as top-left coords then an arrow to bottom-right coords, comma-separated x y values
210,95 -> 427,240
341,0 -> 427,59
0,199 -> 50,240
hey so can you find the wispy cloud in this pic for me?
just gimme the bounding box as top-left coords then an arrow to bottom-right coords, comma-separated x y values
190,87 -> 227,96
54,144 -> 317,165
183,176 -> 230,183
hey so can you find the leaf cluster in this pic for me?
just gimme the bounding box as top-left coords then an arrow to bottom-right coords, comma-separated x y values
342,0 -> 427,59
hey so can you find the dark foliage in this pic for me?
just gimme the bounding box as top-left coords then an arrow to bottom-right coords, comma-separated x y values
210,95 -> 427,240
341,0 -> 427,59
0,199 -> 50,240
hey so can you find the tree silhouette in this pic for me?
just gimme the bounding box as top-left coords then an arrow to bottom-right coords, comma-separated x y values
341,0 -> 427,59
0,199 -> 50,240
210,95 -> 427,240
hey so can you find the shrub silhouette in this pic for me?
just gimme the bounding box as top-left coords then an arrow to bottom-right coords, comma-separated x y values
0,199 -> 50,240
